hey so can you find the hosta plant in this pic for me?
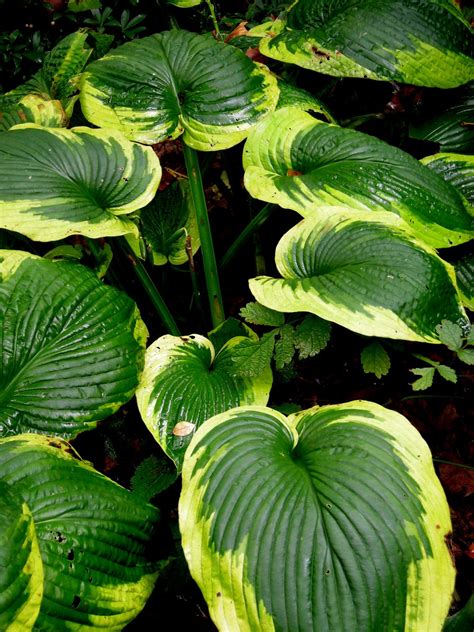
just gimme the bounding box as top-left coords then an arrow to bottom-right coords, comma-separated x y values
1,1 -> 472,629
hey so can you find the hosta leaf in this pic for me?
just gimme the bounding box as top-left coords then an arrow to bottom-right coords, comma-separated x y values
0,434 -> 159,630
0,125 -> 161,241
136,333 -> 272,470
243,108 -> 474,248
361,342 -> 391,378
455,254 -> 474,309
239,301 -> 285,327
276,80 -> 336,122
0,482 -> 43,632
0,94 -> 67,132
249,208 -> 469,343
180,401 -> 454,632
294,314 -> 331,358
80,30 -> 279,149
0,252 -> 147,438
167,0 -> 202,6
410,84 -> 474,153
42,31 -> 92,102
444,595 -> 474,632
258,0 -> 474,88
422,153 -> 474,205
141,181 -> 200,266
130,455 -> 177,502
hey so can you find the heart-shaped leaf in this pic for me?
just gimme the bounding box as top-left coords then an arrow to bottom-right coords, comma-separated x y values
141,180 -> 200,266
0,124 -> 161,241
0,434 -> 160,630
0,251 -> 147,438
80,30 -> 279,149
180,401 -> 454,631
0,482 -> 43,632
243,108 -> 474,248
136,333 -> 272,470
249,208 -> 469,342
455,254 -> 474,310
257,0 -> 474,88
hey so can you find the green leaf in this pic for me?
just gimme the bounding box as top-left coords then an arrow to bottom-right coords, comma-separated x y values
243,108 -> 474,248
444,594 -> 474,632
230,331 -> 276,378
0,482 -> 43,631
410,84 -> 474,153
0,94 -> 67,131
411,367 -> 435,391
0,125 -> 161,241
43,244 -> 84,261
42,31 -> 92,102
436,319 -> 464,351
179,401 -> 455,631
167,0 -> 202,6
276,80 -> 336,123
258,0 -> 474,88
436,364 -> 457,383
458,348 -> 474,365
455,253 -> 474,310
422,153 -> 474,206
130,455 -> 177,502
0,434 -> 160,630
80,30 -> 279,149
361,342 -> 391,379
208,317 -> 258,354
141,180 -> 200,266
68,0 -> 101,12
136,333 -> 272,470
239,301 -> 285,327
0,252 -> 147,438
249,208 -> 469,343
294,314 -> 331,359
274,323 -> 296,369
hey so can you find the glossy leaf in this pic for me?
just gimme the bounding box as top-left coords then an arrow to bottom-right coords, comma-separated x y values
421,152 -> 474,205
136,333 -> 272,470
455,254 -> 474,310
0,434 -> 159,630
258,0 -> 474,88
243,108 -> 474,248
0,124 -> 161,241
167,0 -> 202,6
410,84 -> 474,153
80,30 -> 279,149
276,80 -> 336,122
141,181 -> 200,266
249,208 -> 469,342
0,482 -> 43,632
180,401 -> 454,631
0,252 -> 147,438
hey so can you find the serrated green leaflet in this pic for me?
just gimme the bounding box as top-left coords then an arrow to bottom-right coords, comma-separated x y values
422,152 -> 474,206
0,434 -> 159,630
140,180 -> 200,266
0,94 -> 67,132
80,30 -> 279,149
136,334 -> 272,471
361,342 -> 391,378
0,253 -> 147,438
0,482 -> 43,632
179,401 -> 454,631
258,0 -> 474,88
0,124 -> 161,241
249,208 -> 469,342
243,108 -> 474,248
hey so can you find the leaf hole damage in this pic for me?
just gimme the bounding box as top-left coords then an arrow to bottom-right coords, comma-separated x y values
72,595 -> 81,609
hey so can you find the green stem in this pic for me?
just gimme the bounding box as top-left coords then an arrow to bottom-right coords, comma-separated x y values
205,0 -> 222,40
433,458 -> 474,472
118,237 -> 180,336
219,204 -> 274,271
182,142 -> 224,328
163,227 -> 187,251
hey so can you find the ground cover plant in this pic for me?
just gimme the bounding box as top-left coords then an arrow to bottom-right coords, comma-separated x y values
0,1 -> 473,630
